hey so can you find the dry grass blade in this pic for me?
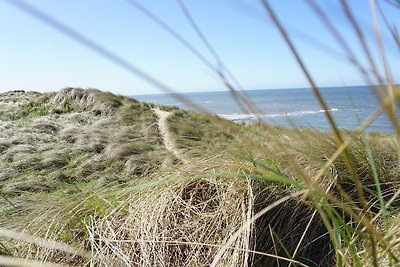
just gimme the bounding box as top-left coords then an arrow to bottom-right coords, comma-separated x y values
384,0 -> 400,9
369,0 -> 400,162
127,0 -> 264,117
210,190 -> 307,267
339,0 -> 385,85
176,0 -> 242,89
232,0 -> 349,61
124,0 -> 216,73
343,0 -> 400,143
3,0 -> 207,114
309,105 -> 383,187
307,0 -> 374,84
288,209 -> 318,267
1,1 -> 399,266
98,239 -> 310,267
369,0 -> 394,86
257,1 -> 400,266
0,256 -> 69,267
259,0 -> 371,221
0,227 -> 87,258
177,0 -> 265,117
259,0 -> 344,144
377,0 -> 400,47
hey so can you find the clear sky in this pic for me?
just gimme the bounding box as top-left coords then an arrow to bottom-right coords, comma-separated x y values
0,0 -> 399,95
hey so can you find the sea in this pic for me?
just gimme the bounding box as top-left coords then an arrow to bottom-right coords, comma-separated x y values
133,86 -> 399,133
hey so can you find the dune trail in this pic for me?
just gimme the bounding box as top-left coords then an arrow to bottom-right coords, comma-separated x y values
153,108 -> 188,164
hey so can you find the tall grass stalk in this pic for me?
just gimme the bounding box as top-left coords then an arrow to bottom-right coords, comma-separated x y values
0,1 -> 399,266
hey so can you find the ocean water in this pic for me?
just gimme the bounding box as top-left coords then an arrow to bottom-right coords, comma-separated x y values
133,86 -> 399,133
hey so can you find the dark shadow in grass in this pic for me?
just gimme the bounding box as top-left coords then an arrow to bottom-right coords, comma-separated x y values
250,188 -> 333,267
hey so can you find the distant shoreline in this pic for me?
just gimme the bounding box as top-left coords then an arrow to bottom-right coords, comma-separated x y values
130,84 -> 374,97
134,85 -> 398,133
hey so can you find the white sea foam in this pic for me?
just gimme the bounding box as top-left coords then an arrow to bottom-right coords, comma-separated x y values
218,108 -> 340,122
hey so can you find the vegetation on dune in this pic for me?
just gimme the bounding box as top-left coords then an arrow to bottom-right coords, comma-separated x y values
0,86 -> 399,266
0,88 -> 167,201
1,0 -> 400,266
167,110 -> 237,157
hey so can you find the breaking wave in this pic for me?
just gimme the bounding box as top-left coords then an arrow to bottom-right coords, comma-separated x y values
218,108 -> 339,122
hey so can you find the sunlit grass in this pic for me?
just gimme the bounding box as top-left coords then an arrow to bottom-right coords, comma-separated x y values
0,0 -> 399,266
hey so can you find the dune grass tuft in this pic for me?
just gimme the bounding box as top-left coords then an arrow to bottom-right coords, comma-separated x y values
1,1 -> 400,265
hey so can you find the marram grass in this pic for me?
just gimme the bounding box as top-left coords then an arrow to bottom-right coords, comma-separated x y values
1,0 -> 400,266
0,86 -> 399,266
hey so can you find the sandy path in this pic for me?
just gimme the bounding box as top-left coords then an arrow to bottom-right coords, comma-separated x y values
153,109 -> 188,164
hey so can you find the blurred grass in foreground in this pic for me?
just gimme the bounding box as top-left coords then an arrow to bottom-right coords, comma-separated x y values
0,0 -> 400,266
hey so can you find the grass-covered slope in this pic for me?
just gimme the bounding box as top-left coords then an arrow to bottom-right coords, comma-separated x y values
0,88 -> 167,196
0,88 -> 399,267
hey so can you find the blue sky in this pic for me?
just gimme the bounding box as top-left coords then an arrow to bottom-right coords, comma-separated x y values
0,0 -> 399,95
